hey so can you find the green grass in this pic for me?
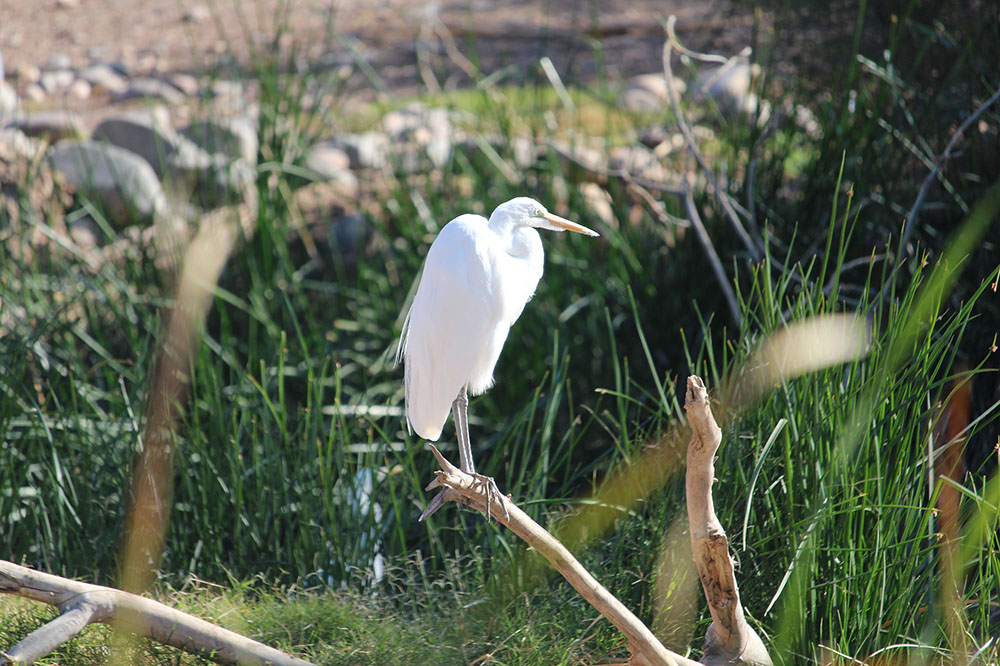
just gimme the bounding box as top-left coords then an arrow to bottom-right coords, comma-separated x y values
2,3 -> 1000,664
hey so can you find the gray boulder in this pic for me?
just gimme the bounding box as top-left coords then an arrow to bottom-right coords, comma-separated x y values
181,116 -> 258,164
93,109 -> 212,177
49,140 -> 167,223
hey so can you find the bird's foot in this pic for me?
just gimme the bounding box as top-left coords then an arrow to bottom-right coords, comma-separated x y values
469,473 -> 510,522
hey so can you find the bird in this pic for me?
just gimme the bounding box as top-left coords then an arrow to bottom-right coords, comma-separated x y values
397,197 -> 599,520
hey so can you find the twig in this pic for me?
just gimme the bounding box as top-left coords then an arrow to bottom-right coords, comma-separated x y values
684,189 -> 742,328
663,15 -> 762,262
872,85 -> 1000,308
898,86 -> 1000,257
0,560 -> 314,666
423,445 -> 700,666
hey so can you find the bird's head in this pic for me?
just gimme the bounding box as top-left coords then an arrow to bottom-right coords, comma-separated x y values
490,197 -> 600,237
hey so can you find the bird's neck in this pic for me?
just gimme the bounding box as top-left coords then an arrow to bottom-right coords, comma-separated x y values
490,220 -> 541,258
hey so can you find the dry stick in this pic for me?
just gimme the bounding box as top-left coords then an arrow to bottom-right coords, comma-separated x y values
662,15 -> 761,262
423,445 -> 701,666
683,377 -> 771,666
0,560 -> 315,666
683,189 -> 742,328
890,86 -> 1000,284
871,85 -> 1000,309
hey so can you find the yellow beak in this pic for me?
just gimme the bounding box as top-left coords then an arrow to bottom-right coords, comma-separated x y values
540,212 -> 600,237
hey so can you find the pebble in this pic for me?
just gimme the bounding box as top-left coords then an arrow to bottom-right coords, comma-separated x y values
698,60 -> 761,116
619,73 -> 687,113
608,145 -> 668,182
39,69 -> 75,94
183,5 -> 211,22
329,132 -> 389,170
77,64 -> 128,93
69,217 -> 101,250
56,0 -> 81,9
305,141 -> 351,178
67,79 -> 92,100
23,84 -> 46,103
0,82 -> 17,120
44,54 -> 73,70
48,140 -> 168,223
113,77 -> 186,105
167,73 -> 200,97
15,64 -> 41,85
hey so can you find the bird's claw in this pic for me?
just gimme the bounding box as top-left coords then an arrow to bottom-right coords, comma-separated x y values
470,473 -> 510,522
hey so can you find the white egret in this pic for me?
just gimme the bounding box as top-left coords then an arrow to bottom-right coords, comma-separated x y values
397,197 -> 599,520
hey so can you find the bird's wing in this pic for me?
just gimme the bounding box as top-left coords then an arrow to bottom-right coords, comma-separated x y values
403,216 -> 495,441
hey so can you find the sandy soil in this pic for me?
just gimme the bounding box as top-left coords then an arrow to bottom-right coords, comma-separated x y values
1,0 -> 755,94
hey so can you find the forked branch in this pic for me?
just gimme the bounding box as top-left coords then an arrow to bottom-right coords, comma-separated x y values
0,560 -> 315,666
424,444 -> 701,666
424,375 -> 771,666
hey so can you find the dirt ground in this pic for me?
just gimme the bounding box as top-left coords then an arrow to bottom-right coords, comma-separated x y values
1,0 -> 756,95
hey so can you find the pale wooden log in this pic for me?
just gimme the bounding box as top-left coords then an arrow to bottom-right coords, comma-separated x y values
0,560 -> 315,666
683,376 -> 771,666
424,444 -> 701,666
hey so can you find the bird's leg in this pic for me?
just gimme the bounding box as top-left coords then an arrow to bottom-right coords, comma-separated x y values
453,385 -> 475,475
453,386 -> 508,521
420,388 -> 474,521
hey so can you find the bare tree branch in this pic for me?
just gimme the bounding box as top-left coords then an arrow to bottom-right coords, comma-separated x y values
683,377 -> 771,666
422,444 -> 702,666
0,560 -> 315,666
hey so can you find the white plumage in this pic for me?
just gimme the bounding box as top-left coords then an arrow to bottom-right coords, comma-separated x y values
397,197 -> 598,517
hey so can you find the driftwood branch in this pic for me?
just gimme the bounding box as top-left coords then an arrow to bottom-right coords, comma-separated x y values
0,560 -> 315,666
683,377 -> 772,666
425,375 -> 771,666
423,444 -> 701,666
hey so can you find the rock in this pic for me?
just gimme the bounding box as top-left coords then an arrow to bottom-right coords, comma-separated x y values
382,103 -> 452,170
93,109 -> 201,177
206,79 -> 243,99
86,45 -> 108,61
0,128 -> 43,161
9,110 -> 85,141
183,5 -> 211,22
14,64 -> 41,84
113,77 -> 186,105
23,84 -> 45,103
56,0 -> 80,9
619,73 -> 687,113
69,216 -> 102,250
67,79 -> 92,100
698,60 -> 762,116
44,54 -> 73,70
328,132 -> 388,169
0,82 -> 17,121
77,63 -> 128,93
39,69 -> 75,94
608,145 -> 669,182
305,141 -> 351,178
49,140 -> 168,223
181,116 -> 258,163
166,73 -> 200,97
